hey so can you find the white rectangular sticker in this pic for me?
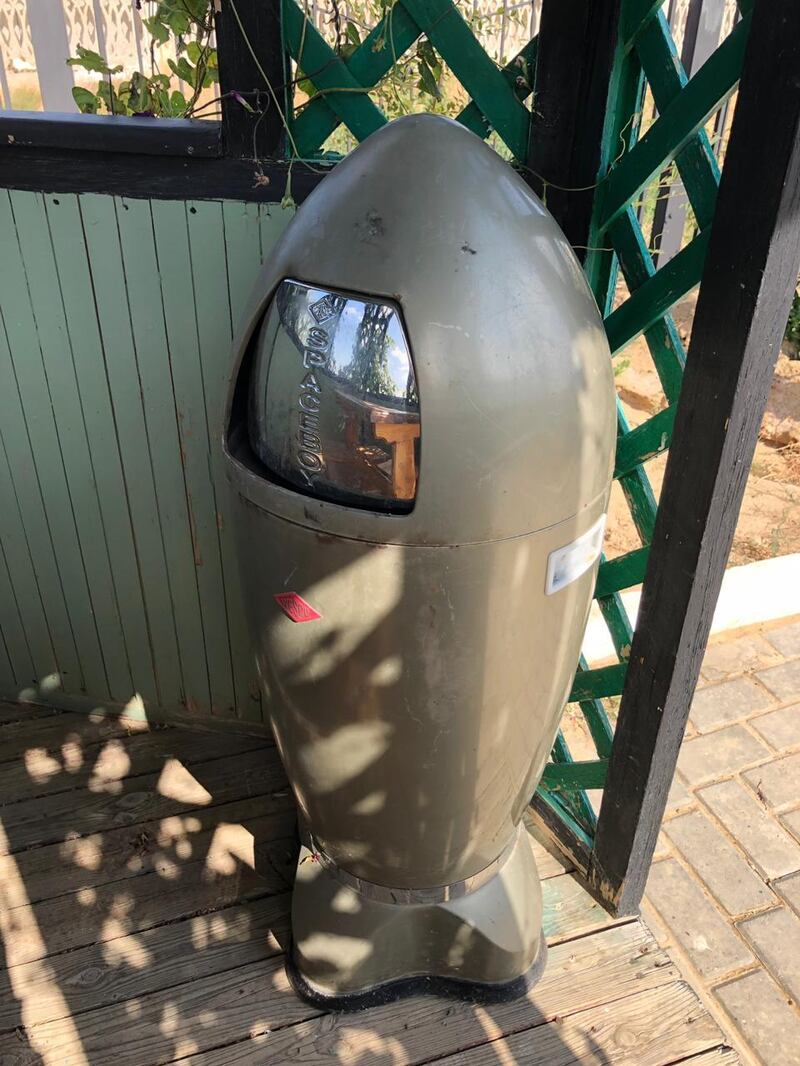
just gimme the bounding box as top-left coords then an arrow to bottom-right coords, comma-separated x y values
545,514 -> 607,596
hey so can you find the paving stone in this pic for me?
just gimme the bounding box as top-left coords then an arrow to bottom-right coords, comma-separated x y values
751,703 -> 800,751
757,659 -> 800,703
716,969 -> 800,1066
782,808 -> 800,844
640,897 -> 672,949
699,778 -> 800,880
739,907 -> 800,1002
690,677 -> 775,733
653,830 -> 672,861
646,859 -> 754,980
776,872 -> 800,918
744,751 -> 800,809
763,619 -> 800,660
664,811 -> 775,915
665,773 -> 694,814
701,632 -> 784,683
677,726 -> 770,786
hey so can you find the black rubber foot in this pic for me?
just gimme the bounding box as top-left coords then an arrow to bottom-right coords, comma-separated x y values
284,938 -> 548,1013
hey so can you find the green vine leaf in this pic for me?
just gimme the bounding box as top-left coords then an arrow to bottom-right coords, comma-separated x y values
67,45 -> 122,76
71,85 -> 100,113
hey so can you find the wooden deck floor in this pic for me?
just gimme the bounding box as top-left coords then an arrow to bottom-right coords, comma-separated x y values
0,703 -> 740,1066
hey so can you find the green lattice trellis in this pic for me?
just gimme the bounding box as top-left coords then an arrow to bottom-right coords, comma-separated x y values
281,0 -> 536,160
281,0 -> 753,848
539,0 -> 753,848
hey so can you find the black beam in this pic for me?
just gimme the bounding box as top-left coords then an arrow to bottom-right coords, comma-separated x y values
0,146 -> 329,203
215,0 -> 285,159
528,0 -> 623,255
590,0 -> 800,915
0,111 -> 222,157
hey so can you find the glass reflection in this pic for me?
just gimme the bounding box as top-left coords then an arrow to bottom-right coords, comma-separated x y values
249,279 -> 420,511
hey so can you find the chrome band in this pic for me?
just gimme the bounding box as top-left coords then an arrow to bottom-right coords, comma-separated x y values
307,833 -> 518,906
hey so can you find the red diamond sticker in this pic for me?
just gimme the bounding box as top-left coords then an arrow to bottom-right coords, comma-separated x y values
274,592 -> 322,623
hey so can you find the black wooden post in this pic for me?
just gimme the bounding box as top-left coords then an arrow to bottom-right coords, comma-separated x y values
528,0 -> 623,255
214,0 -> 285,159
590,0 -> 800,915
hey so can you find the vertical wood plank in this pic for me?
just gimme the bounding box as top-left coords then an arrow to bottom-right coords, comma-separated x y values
0,192 -> 88,695
0,356 -> 55,690
151,200 -> 236,718
11,190 -> 133,702
186,199 -> 261,721
223,201 -> 263,326
0,496 -> 36,691
44,192 -> 158,707
79,193 -> 184,712
529,0 -> 624,254
115,197 -> 212,716
257,202 -> 293,263
592,0 -> 800,914
215,0 -> 285,159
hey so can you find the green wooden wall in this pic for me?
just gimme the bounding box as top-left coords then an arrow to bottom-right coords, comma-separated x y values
0,189 -> 292,724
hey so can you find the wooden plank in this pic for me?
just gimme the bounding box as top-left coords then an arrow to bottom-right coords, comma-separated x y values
0,193 -> 84,694
215,0 -> 284,159
542,871 -> 619,942
178,922 -> 677,1066
0,746 -> 287,854
605,229 -> 709,355
0,726 -> 270,809
0,536 -> 36,691
115,197 -> 211,715
290,6 -> 421,156
595,546 -> 649,601
281,0 -> 388,147
258,200 -> 293,261
44,192 -> 158,706
421,982 -> 725,1065
635,11 -> 721,232
0,893 -> 290,1032
407,0 -> 531,163
541,759 -> 608,793
150,201 -> 235,718
599,14 -> 750,230
620,0 -> 665,52
221,200 -> 267,721
6,789 -> 290,907
2,824 -> 296,967
11,190 -> 133,702
615,405 -> 677,480
187,200 -> 260,721
0,149 -> 329,205
569,662 -> 627,702
609,207 -> 687,403
79,192 -> 184,711
0,711 -> 147,767
1,112 -> 221,157
592,0 -> 800,915
4,190 -> 110,699
682,1051 -> 741,1066
529,0 -> 623,254
223,201 -> 263,330
0,702 -> 63,726
524,811 -> 574,879
0,623 -> 13,693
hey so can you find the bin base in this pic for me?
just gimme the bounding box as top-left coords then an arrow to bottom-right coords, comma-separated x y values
287,822 -> 546,1008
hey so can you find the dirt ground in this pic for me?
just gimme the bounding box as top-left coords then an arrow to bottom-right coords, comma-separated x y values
608,293 -> 800,565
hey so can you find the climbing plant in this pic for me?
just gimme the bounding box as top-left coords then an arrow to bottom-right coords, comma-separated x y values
68,0 -> 218,117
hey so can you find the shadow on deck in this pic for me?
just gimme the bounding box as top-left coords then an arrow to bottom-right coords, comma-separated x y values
0,703 -> 738,1065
